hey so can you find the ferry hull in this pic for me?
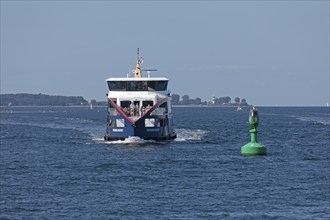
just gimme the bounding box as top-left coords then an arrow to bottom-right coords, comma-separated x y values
104,125 -> 177,141
104,97 -> 176,141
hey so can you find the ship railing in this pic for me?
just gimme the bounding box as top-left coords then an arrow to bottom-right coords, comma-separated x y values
153,108 -> 166,116
109,107 -> 167,118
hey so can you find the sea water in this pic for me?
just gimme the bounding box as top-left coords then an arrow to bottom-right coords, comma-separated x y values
0,106 -> 329,219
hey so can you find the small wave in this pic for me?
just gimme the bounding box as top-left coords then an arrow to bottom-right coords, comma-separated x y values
102,136 -> 156,145
0,121 -> 73,130
295,116 -> 330,125
93,129 -> 208,144
92,137 -> 105,142
174,128 -> 208,142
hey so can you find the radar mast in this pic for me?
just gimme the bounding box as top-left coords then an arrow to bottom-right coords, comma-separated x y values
134,48 -> 143,78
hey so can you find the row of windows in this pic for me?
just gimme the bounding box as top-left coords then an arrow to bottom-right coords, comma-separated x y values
108,81 -> 168,91
108,100 -> 167,117
108,118 -> 168,128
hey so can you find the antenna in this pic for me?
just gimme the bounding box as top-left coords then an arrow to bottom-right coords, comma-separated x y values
142,69 -> 158,78
134,48 -> 143,78
137,48 -> 143,64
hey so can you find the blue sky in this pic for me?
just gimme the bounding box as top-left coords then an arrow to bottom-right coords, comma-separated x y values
1,1 -> 329,106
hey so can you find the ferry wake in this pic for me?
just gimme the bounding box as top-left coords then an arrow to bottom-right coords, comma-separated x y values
104,49 -> 177,141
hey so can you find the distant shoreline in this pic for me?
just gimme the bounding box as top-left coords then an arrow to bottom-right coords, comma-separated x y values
0,93 -> 249,107
173,105 -> 251,108
0,105 -> 104,108
0,105 -> 328,108
1,93 -> 327,108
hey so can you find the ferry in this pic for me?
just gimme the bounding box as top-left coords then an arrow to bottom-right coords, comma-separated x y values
104,49 -> 177,141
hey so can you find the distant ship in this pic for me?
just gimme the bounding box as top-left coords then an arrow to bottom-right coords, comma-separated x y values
104,49 -> 177,141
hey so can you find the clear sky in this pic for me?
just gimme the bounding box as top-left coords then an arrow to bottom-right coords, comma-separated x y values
1,1 -> 329,106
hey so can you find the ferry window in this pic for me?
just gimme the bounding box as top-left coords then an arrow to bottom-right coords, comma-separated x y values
142,101 -> 153,107
120,101 -> 131,108
127,81 -> 136,91
147,81 -> 168,91
116,119 -> 125,127
136,81 -> 147,91
108,81 -> 126,91
145,118 -> 155,127
127,81 -> 147,91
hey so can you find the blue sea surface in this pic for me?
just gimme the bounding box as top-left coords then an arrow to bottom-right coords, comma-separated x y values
0,106 -> 329,219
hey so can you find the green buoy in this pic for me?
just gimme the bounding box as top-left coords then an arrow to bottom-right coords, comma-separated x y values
241,107 -> 267,155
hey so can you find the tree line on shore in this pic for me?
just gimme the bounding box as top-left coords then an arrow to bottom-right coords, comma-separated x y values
171,94 -> 248,106
0,93 -> 89,106
0,93 -> 248,106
